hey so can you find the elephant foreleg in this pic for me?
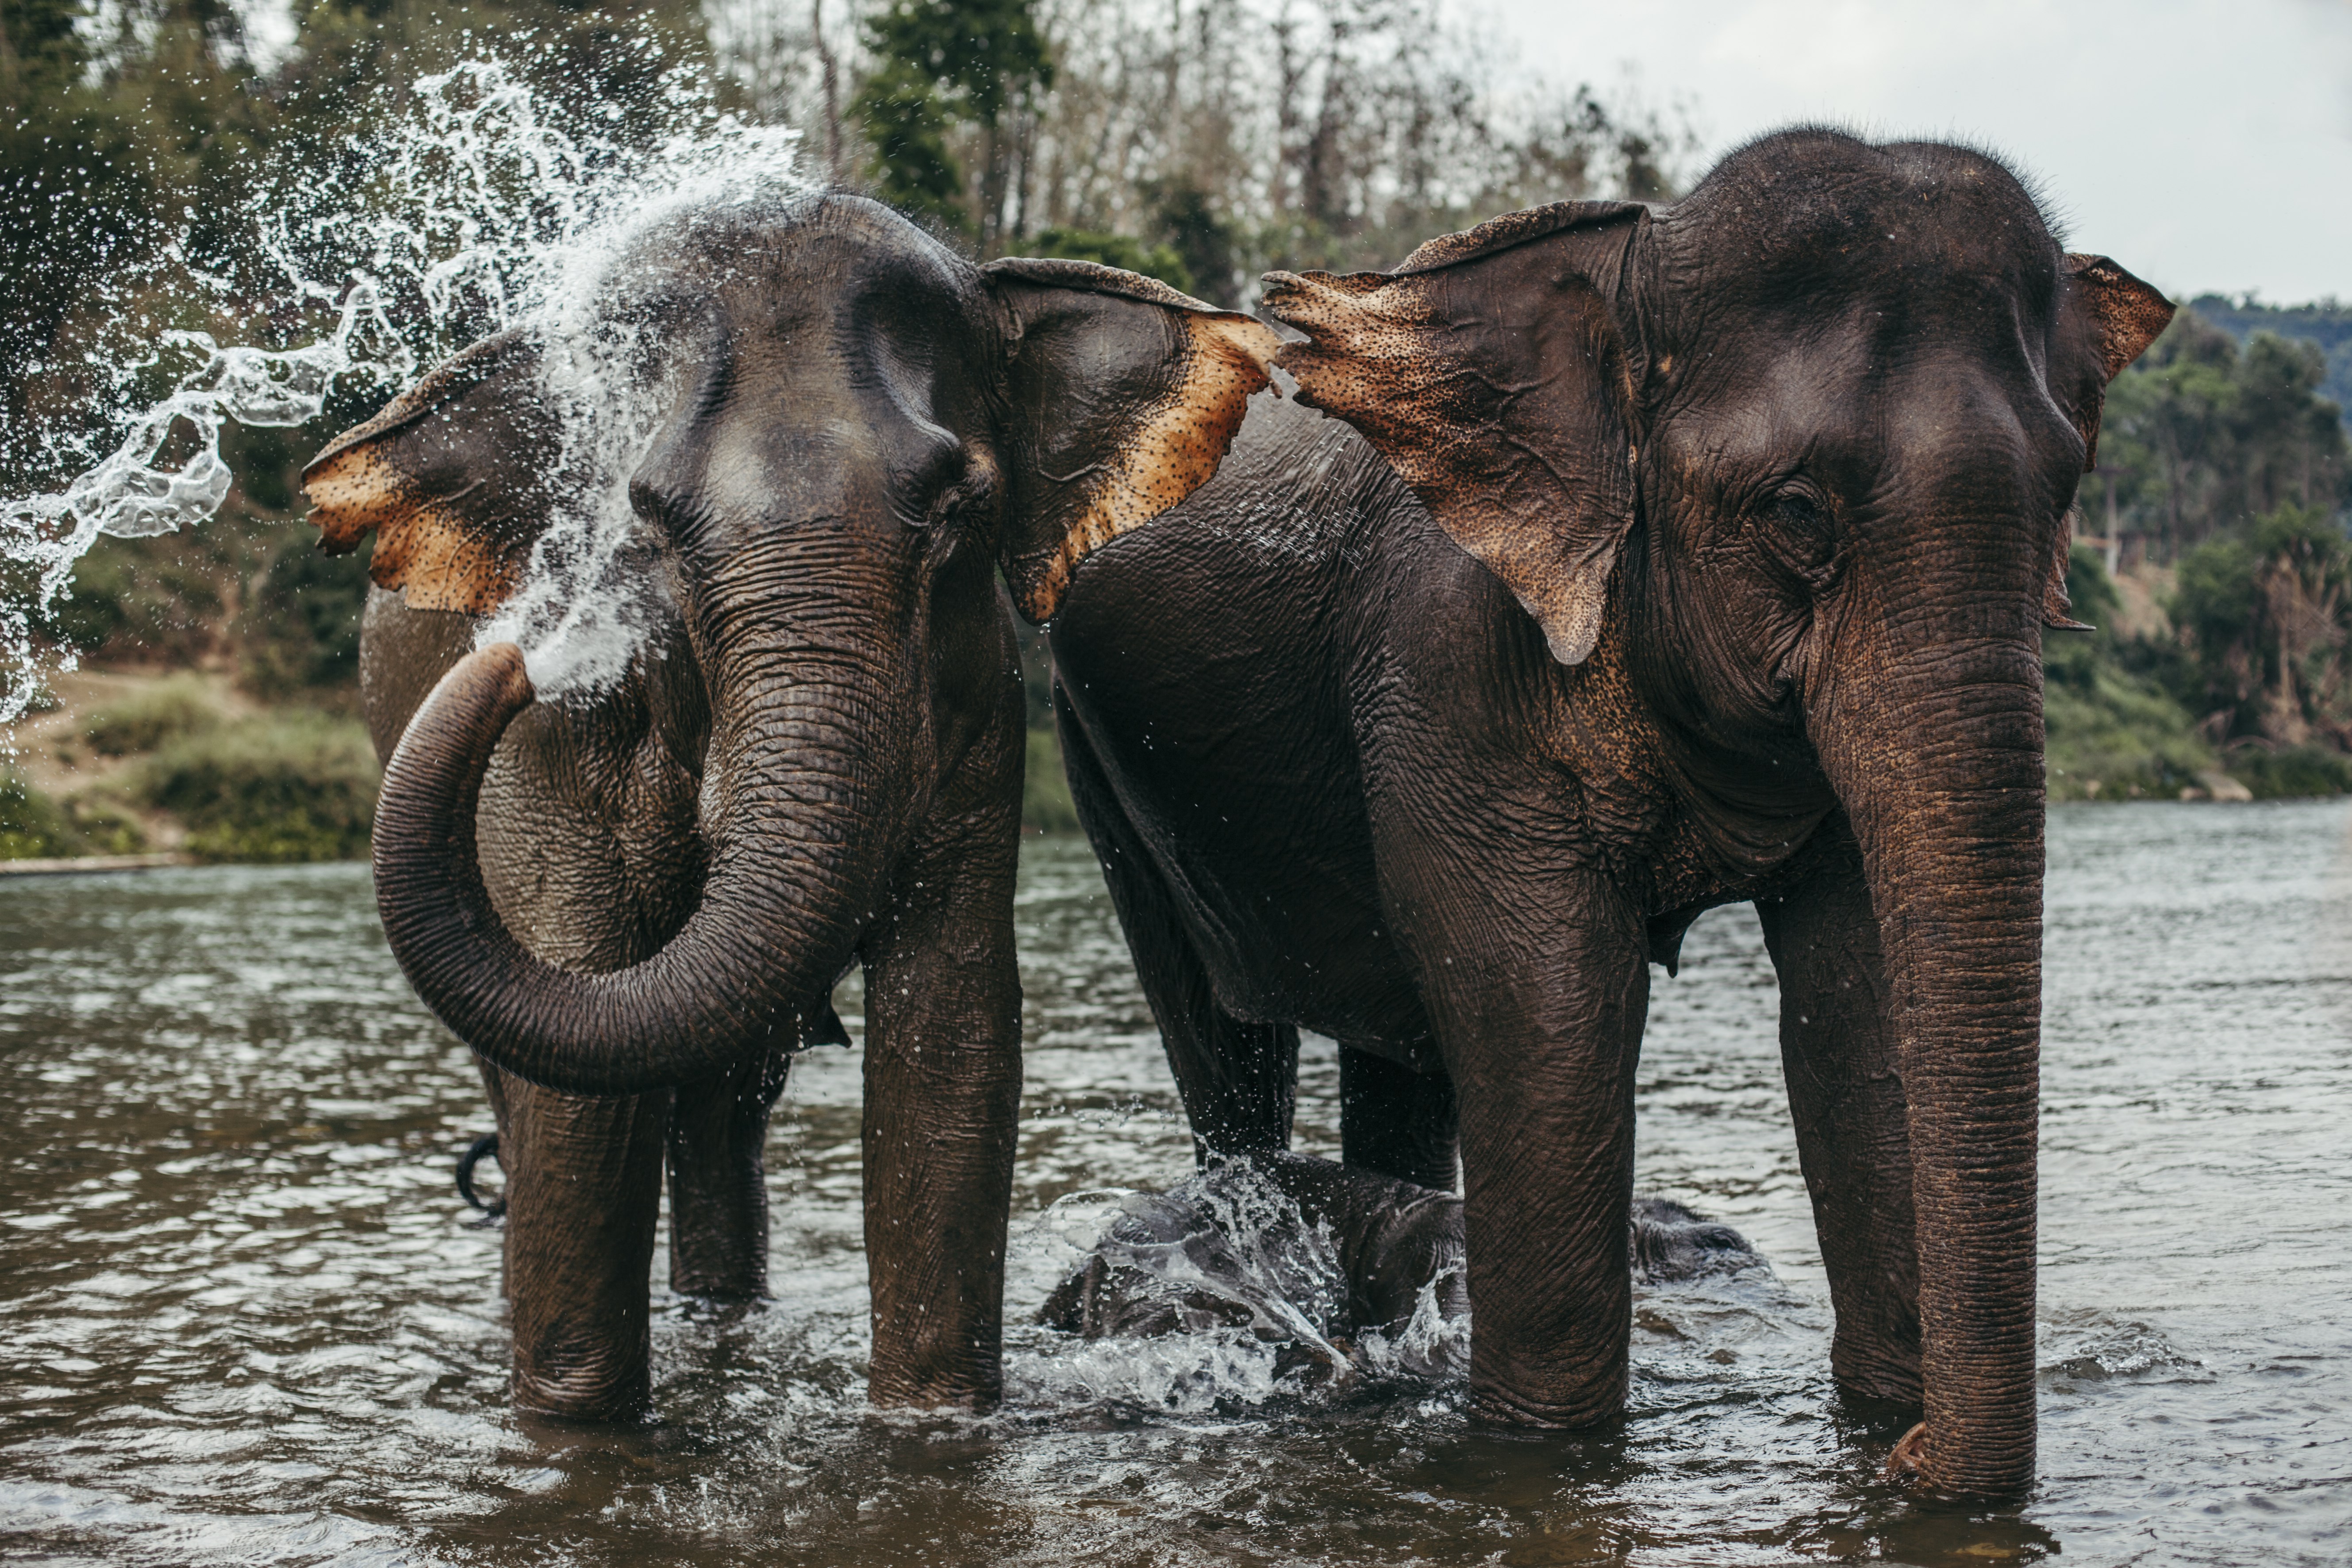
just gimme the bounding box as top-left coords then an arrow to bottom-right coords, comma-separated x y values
666,1047 -> 792,1299
1756,812 -> 1923,1409
856,799 -> 1024,1409
492,1065 -> 672,1420
1409,861 -> 1650,1429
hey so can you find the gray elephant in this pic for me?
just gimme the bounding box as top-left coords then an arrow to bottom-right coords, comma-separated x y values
303,192 -> 1278,1419
1044,129 -> 2171,1494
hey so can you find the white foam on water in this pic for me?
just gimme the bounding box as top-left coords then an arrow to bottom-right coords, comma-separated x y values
1,42 -> 812,730
1008,1158 -> 1471,1413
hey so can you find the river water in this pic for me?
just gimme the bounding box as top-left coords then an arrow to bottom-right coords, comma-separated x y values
2,802 -> 2346,1566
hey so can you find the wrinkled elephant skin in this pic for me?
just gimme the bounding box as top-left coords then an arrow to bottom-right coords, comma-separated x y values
309,194 -> 1280,1420
1049,130 -> 2170,1495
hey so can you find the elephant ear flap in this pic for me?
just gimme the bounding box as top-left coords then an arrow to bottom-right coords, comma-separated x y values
2055,253 -> 2174,471
1263,201 -> 1649,666
985,258 -> 1283,623
300,330 -> 562,615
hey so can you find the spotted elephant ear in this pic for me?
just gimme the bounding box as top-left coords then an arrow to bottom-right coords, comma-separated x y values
985,259 -> 1284,623
300,330 -> 561,614
2041,254 -> 2175,629
1262,201 -> 1649,666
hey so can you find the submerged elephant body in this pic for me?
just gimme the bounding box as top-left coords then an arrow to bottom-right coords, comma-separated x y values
1049,129 -> 2169,1494
314,193 -> 1279,1419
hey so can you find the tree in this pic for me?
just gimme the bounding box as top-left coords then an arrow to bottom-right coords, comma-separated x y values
2096,307 -> 2351,561
2172,503 -> 2352,748
853,0 -> 1053,250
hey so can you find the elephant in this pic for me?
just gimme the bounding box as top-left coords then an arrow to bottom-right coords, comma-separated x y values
1042,1156 -> 1757,1384
1042,128 -> 2171,1495
300,191 -> 1280,1420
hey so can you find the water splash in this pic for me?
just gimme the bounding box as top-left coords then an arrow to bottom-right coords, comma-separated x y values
1,43 -> 810,729
1010,1158 -> 1471,1412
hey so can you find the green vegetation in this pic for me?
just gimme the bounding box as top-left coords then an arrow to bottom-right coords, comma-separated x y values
82,675 -> 222,756
132,713 -> 379,863
2045,547 -> 2214,799
0,771 -> 82,858
2188,295 -> 2352,438
1024,726 -> 1080,833
2092,307 -> 2351,562
2225,744 -> 2352,800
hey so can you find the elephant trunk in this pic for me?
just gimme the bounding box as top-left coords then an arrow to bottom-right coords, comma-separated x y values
373,611 -> 897,1097
1819,626 -> 2046,1498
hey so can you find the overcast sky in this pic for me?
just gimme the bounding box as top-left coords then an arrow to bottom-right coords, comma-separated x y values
1490,0 -> 2352,304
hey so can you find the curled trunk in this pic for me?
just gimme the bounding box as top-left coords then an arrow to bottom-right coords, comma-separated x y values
373,641 -> 880,1096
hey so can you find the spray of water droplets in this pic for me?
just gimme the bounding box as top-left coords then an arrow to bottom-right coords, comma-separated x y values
1,43 -> 812,730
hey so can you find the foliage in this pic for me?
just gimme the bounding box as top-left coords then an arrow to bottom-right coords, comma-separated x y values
82,674 -> 222,756
0,770 -> 83,858
853,0 -> 1053,246
237,532 -> 373,701
2093,307 -> 2352,562
1024,723 -> 1079,832
2187,294 -> 2352,439
2169,503 -> 2352,748
2044,548 -> 2217,800
2223,743 -> 2352,800
63,794 -> 149,854
1030,227 -> 1195,296
132,712 -> 380,861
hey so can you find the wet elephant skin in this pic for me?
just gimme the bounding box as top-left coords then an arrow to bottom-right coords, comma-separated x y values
316,193 -> 1280,1421
1049,129 -> 2171,1496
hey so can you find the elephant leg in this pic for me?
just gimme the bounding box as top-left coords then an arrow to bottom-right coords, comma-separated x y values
666,1047 -> 792,1299
1338,1041 -> 1458,1190
1393,843 -> 1649,1428
857,789 -> 1024,1408
493,1064 -> 671,1420
1057,688 -> 1295,1161
1756,814 -> 1923,1408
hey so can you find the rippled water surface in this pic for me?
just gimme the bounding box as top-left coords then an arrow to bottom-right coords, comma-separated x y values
4,803 -> 2348,1565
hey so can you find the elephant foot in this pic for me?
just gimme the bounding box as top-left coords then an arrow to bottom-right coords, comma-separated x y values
1041,1155 -> 1764,1382
1884,1420 -> 1931,1482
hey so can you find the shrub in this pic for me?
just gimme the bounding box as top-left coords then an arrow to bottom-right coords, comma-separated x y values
63,796 -> 147,854
1024,725 -> 1080,833
2045,548 -> 2219,800
83,675 -> 221,756
2224,743 -> 2352,799
0,772 -> 85,859
237,533 -> 372,701
133,713 -> 380,862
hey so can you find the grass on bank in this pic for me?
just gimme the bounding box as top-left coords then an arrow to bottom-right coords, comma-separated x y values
132,712 -> 380,862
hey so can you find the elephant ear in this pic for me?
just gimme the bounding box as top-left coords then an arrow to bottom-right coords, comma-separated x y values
300,330 -> 562,614
2053,253 -> 2173,471
985,258 -> 1283,623
2042,254 -> 2173,630
1262,201 -> 1649,666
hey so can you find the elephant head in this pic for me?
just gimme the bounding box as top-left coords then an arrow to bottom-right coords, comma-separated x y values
1262,129 -> 2170,1496
304,193 -> 1278,1098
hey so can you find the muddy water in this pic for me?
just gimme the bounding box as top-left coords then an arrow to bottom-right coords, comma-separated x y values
2,803 -> 2347,1566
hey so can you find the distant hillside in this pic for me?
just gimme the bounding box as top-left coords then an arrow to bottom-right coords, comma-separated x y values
2188,294 -> 2352,433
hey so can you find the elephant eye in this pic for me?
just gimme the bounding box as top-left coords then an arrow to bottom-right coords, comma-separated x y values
1762,488 -> 1829,538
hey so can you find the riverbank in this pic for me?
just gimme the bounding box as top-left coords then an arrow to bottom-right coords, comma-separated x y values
3,667 -> 377,864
